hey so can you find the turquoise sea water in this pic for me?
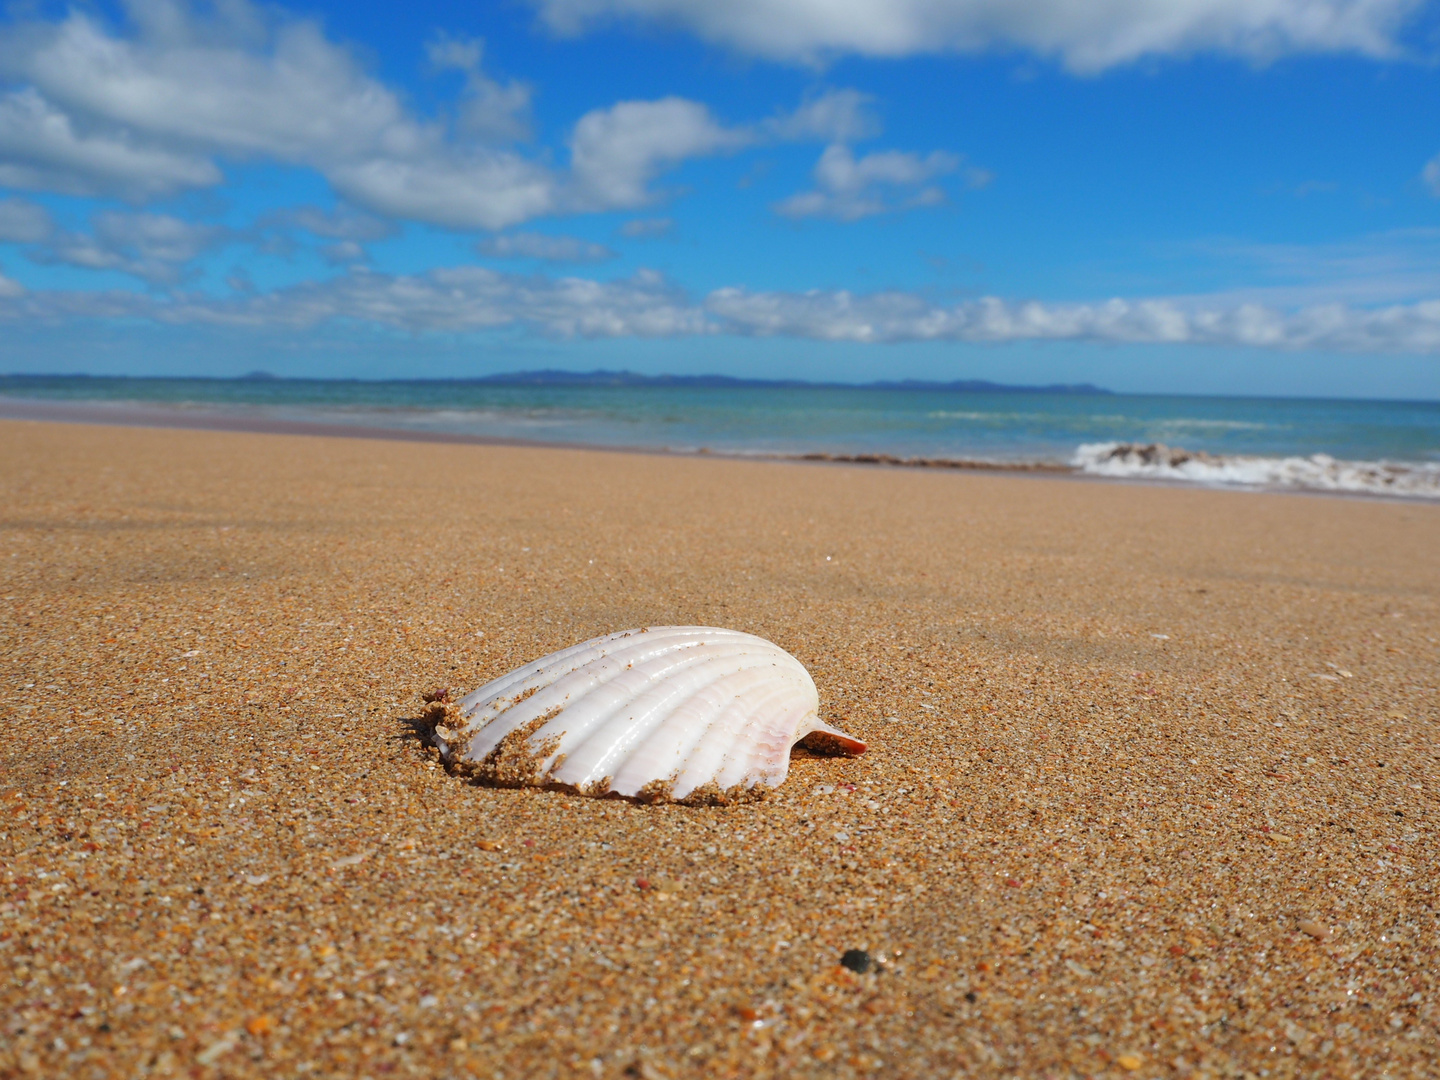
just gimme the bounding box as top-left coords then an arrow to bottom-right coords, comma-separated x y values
3,374 -> 1439,497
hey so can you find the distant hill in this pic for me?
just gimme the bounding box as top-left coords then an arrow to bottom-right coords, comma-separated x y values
464,369 -> 1110,394
0,370 -> 1112,394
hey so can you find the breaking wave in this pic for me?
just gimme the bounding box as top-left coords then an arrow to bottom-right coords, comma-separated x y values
1074,442 -> 1440,499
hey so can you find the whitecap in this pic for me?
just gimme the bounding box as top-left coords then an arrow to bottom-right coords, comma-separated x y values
1074,442 -> 1440,499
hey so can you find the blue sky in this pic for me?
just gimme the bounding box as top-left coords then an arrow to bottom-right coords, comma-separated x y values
3,0 -> 1440,396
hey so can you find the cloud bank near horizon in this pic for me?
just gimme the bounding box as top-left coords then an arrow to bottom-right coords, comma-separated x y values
4,265 -> 1440,354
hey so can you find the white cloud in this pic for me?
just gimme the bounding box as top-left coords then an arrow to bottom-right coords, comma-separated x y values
5,264 -> 1440,353
775,144 -> 959,220
327,154 -> 558,231
477,232 -> 616,262
761,89 -> 880,143
28,210 -> 230,284
530,0 -> 1422,70
0,87 -> 220,198
30,233 -> 136,276
0,268 -> 24,297
264,205 -> 398,243
565,90 -> 885,210
567,97 -> 747,209
93,210 -> 228,263
426,34 -> 533,142
0,197 -> 54,243
6,266 -> 707,337
0,4 -> 558,227
7,7 -> 409,165
702,287 -> 1440,351
0,3 -> 865,230
255,205 -> 396,264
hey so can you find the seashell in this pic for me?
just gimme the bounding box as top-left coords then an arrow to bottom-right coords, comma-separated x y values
421,626 -> 864,804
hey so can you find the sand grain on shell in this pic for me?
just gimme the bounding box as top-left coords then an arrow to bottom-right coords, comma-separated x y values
1,419 -> 1437,1079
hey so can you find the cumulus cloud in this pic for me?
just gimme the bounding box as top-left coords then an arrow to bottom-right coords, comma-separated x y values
264,205 -> 399,243
0,87 -> 221,198
0,266 -> 708,337
426,33 -> 533,142
255,205 -> 397,264
0,2 -> 890,231
568,97 -> 748,209
775,145 -> 960,220
327,154 -> 557,231
0,3 -> 562,227
93,210 -> 229,264
703,287 -> 1440,351
28,210 -> 231,284
5,6 -> 409,164
530,0 -> 1423,70
0,197 -> 54,243
762,89 -> 880,143
5,264 -> 1440,353
566,90 -> 884,210
476,232 -> 616,262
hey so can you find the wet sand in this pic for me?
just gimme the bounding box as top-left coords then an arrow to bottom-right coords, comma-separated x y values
1,418 -> 1436,1079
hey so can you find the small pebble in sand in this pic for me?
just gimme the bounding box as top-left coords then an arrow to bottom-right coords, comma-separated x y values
477,840 -> 504,851
196,1035 -> 238,1065
245,1015 -> 275,1036
840,950 -> 875,974
1117,1053 -> 1144,1070
1298,918 -> 1330,939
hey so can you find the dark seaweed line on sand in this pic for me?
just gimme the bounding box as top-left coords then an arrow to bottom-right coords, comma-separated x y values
0,395 -> 1076,475
793,451 -> 1072,473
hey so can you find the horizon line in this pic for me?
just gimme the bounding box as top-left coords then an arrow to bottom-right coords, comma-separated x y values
5,369 -> 1440,404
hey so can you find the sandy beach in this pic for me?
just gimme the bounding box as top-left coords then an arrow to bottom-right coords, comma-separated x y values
1,418 -> 1436,1079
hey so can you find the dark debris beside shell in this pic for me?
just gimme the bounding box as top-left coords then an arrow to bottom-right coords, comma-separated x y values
839,949 -> 875,974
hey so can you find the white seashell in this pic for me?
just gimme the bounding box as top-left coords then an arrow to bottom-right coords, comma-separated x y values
422,626 -> 864,804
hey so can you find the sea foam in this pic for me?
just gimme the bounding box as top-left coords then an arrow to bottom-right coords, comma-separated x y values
1074,442 -> 1440,499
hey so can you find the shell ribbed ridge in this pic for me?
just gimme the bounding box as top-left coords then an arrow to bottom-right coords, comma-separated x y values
440,626 -> 852,802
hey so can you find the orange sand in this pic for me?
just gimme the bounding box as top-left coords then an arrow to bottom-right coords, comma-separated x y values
1,419 -> 1437,1079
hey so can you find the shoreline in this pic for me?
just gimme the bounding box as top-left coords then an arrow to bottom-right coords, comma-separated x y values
0,393 -> 1074,473
2,393 -> 1434,503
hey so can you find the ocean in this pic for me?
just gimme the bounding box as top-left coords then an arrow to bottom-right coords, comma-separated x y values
3,373 -> 1438,499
